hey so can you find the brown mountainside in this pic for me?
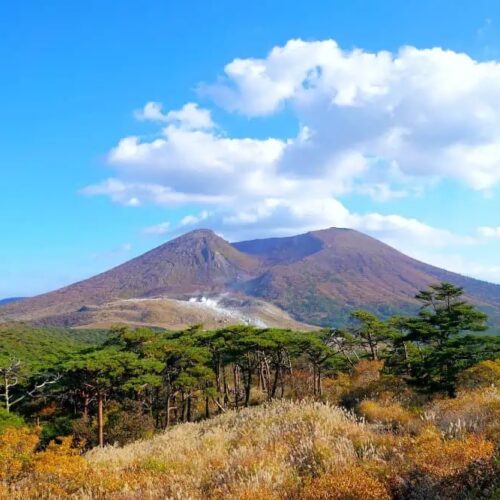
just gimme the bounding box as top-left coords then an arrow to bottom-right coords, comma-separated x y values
237,228 -> 500,325
2,227 -> 500,329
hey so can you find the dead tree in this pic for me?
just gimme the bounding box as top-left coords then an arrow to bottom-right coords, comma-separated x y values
0,358 -> 60,413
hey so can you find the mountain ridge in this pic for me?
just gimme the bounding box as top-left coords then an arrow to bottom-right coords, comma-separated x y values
0,297 -> 25,306
2,227 -> 500,329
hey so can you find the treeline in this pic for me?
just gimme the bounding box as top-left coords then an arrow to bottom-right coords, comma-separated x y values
1,282 -> 499,447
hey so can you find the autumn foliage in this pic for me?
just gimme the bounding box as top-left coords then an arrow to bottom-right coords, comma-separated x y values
0,284 -> 498,498
0,378 -> 498,499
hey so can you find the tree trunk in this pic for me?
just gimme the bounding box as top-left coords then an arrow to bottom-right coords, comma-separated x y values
186,394 -> 192,422
165,393 -> 172,429
271,360 -> 281,399
233,365 -> 240,409
97,392 -> 104,447
205,394 -> 210,419
180,392 -> 186,422
3,374 -> 10,413
368,335 -> 378,360
215,359 -> 222,393
244,370 -> 252,407
222,366 -> 229,408
83,394 -> 89,421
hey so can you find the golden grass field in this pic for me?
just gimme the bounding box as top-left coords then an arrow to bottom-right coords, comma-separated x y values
1,370 -> 498,499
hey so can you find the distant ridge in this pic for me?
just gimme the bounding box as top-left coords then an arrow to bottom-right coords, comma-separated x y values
0,297 -> 25,306
1,227 -> 500,329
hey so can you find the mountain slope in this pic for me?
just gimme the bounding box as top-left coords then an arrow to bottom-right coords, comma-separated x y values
0,323 -> 108,372
237,228 -> 500,326
0,230 -> 259,322
2,227 -> 500,329
0,297 -> 25,305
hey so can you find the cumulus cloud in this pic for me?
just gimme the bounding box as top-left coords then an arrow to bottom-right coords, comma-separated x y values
203,39 -> 500,190
82,178 -> 229,206
82,39 -> 500,281
180,210 -> 210,226
135,102 -> 215,130
478,226 -> 500,238
141,222 -> 171,236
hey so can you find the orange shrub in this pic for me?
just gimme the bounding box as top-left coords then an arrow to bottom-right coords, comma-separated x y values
411,427 -> 494,478
351,360 -> 384,386
341,361 -> 418,409
426,387 -> 499,439
0,427 -> 38,482
358,399 -> 415,431
301,465 -> 390,500
33,436 -> 87,485
390,426 -> 498,498
0,396 -> 497,498
457,360 -> 500,390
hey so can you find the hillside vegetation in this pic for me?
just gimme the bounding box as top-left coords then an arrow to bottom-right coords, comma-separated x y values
0,323 -> 108,372
0,283 -> 499,498
2,372 -> 499,498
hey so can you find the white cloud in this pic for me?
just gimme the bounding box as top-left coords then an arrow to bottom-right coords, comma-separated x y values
180,210 -> 210,226
83,40 -> 500,282
82,178 -> 229,206
134,102 -> 215,130
203,39 -> 500,191
216,196 -> 472,252
478,226 -> 500,238
134,101 -> 167,121
141,222 -> 171,236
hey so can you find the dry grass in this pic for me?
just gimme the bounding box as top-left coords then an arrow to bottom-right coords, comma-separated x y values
1,390 -> 499,499
358,399 -> 416,431
423,387 -> 500,439
86,401 -> 368,498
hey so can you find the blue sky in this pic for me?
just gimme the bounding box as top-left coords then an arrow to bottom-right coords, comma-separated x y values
1,0 -> 500,297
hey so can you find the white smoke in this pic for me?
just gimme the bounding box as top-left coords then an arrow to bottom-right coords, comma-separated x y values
187,295 -> 267,327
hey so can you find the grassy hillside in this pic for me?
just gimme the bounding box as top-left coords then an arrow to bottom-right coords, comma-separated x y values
0,284 -> 498,498
0,323 -> 108,372
1,390 -> 498,498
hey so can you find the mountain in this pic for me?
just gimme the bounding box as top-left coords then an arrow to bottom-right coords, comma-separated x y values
236,228 -> 500,326
0,297 -> 25,305
2,227 -> 500,329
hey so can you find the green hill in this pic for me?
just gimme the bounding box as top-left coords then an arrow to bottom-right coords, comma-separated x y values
0,323 -> 108,372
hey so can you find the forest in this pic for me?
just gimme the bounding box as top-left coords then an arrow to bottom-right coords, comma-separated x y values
1,282 -> 499,498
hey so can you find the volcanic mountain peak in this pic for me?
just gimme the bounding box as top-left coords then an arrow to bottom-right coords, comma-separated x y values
145,228 -> 255,265
167,228 -> 221,246
2,226 -> 500,330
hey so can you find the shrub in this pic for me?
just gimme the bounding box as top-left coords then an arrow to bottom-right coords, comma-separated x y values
352,360 -> 384,386
31,436 -> 88,494
301,465 -> 390,499
394,427 -> 498,498
0,397 -> 499,498
358,400 -> 415,431
341,361 -> 419,409
0,409 -> 24,434
457,359 -> 500,390
411,427 -> 494,477
0,427 -> 38,482
424,387 -> 499,439
105,400 -> 156,446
